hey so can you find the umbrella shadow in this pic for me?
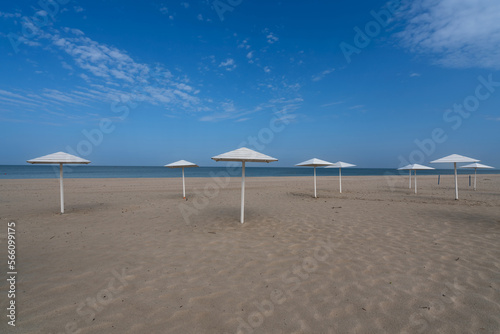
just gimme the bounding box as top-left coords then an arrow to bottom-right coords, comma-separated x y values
162,192 -> 191,200
287,191 -> 338,199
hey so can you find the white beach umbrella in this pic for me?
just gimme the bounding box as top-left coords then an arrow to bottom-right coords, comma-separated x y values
325,161 -> 356,193
460,162 -> 494,191
397,164 -> 435,194
399,164 -> 414,189
296,158 -> 334,198
165,160 -> 199,199
430,154 -> 479,200
212,147 -> 277,223
27,152 -> 91,213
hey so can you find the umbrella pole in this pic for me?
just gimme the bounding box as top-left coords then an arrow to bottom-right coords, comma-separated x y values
474,168 -> 477,191
409,170 -> 411,189
454,162 -> 458,200
339,168 -> 342,193
313,166 -> 317,198
59,163 -> 64,214
182,167 -> 186,199
241,161 -> 245,223
414,170 -> 417,194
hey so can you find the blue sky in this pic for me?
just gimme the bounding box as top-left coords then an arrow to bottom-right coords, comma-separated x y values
1,0 -> 499,167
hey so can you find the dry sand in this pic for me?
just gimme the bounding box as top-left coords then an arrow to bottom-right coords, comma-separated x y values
1,174 -> 499,333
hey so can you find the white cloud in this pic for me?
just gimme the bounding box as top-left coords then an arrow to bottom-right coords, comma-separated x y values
110,69 -> 134,82
396,0 -> 500,69
0,11 -> 21,18
246,51 -> 254,59
0,27 -> 207,115
0,90 -> 41,107
312,68 -> 335,82
268,97 -> 303,104
181,2 -> 189,9
175,83 -> 193,92
42,89 -> 90,106
50,32 -> 149,83
219,58 -> 236,71
74,6 -> 84,13
266,32 -> 279,44
263,66 -> 271,73
197,14 -> 203,21
12,35 -> 41,48
238,39 -> 251,49
485,116 -> 500,121
200,96 -> 303,123
1,87 -> 111,114
199,100 -> 236,122
321,101 -> 344,108
409,72 -> 421,77
71,28 -> 84,36
274,114 -> 296,123
1,24 -> 305,124
160,7 -> 168,14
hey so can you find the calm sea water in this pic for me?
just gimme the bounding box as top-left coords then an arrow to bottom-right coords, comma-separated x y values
1,165 -> 498,179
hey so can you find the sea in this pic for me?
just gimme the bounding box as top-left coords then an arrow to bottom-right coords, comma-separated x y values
1,165 -> 499,179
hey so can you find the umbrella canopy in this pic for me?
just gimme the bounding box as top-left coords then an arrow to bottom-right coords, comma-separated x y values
430,154 -> 479,164
295,158 -> 334,167
460,162 -> 494,191
165,160 -> 199,199
165,160 -> 198,168
212,147 -> 277,163
398,164 -> 435,170
327,161 -> 356,168
398,164 -> 434,194
325,161 -> 356,193
296,158 -> 334,198
27,151 -> 90,164
27,152 -> 91,213
212,147 -> 277,223
430,154 -> 479,200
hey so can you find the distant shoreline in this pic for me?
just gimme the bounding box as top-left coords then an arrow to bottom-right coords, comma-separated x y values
1,164 -> 499,180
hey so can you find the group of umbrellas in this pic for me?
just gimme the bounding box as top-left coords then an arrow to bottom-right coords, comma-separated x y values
398,154 -> 493,199
295,158 -> 356,197
27,149 -> 494,223
27,148 -> 278,223
169,151 -> 356,223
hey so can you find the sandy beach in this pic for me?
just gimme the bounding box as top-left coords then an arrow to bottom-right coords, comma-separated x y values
1,174 -> 499,333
